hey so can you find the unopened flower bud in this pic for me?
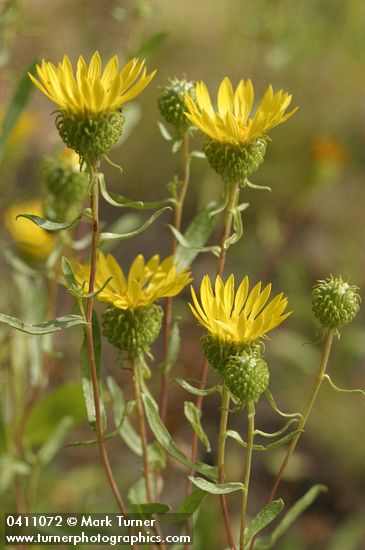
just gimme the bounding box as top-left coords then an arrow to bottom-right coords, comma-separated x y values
312,276 -> 360,330
224,353 -> 269,404
158,78 -> 195,135
102,304 -> 163,355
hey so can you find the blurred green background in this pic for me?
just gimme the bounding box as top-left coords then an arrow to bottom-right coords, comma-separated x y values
1,1 -> 365,549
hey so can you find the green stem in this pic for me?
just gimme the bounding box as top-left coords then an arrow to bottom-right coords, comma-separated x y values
184,181 -> 240,550
83,163 -> 128,515
240,402 -> 255,550
218,387 -> 237,550
267,329 -> 334,503
249,329 -> 334,550
160,132 -> 191,423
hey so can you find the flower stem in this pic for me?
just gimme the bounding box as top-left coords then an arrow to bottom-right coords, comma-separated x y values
240,402 -> 255,550
160,132 -> 191,423
249,328 -> 334,550
217,387 -> 237,550
185,181 -> 240,550
84,162 -> 128,515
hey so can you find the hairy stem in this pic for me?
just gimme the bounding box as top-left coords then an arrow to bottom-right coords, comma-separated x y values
218,387 -> 237,550
249,329 -> 334,550
84,162 -> 128,515
160,132 -> 190,423
240,402 -> 255,550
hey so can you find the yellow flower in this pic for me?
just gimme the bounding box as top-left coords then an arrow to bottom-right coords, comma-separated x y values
73,252 -> 192,309
4,200 -> 55,259
29,51 -> 156,116
185,77 -> 297,145
58,147 -> 81,168
190,274 -> 291,344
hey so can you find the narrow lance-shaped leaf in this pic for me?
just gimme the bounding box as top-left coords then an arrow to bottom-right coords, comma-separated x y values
184,401 -> 211,452
243,499 -> 284,549
107,376 -> 142,456
265,389 -> 303,419
324,374 -> 365,397
80,312 -> 106,430
142,393 -> 217,480
177,488 -> 207,516
99,206 -> 171,245
175,377 -> 222,397
36,417 -> 74,466
99,173 -> 172,210
254,485 -> 328,549
0,59 -> 38,162
16,208 -> 92,232
0,313 -> 85,335
188,476 -> 245,495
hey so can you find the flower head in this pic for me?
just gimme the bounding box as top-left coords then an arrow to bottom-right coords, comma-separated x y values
190,274 -> 290,345
29,51 -> 156,116
185,77 -> 297,146
4,199 -> 55,259
73,252 -> 192,310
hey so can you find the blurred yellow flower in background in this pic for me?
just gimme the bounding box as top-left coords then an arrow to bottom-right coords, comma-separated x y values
190,274 -> 291,345
73,252 -> 192,309
185,77 -> 297,145
29,51 -> 156,116
0,108 -> 37,147
4,199 -> 55,259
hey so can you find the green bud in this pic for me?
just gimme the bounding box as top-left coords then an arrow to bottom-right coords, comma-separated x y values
102,304 -> 163,355
312,275 -> 360,330
55,110 -> 125,165
201,333 -> 264,373
43,154 -> 89,222
158,78 -> 195,135
224,353 -> 269,404
204,137 -> 267,184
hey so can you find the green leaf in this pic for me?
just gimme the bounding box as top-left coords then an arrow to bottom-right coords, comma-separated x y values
160,317 -> 180,374
324,374 -> 365,397
107,376 -> 142,456
226,429 -> 302,452
135,31 -> 168,58
188,476 -> 245,495
24,381 -> 87,446
255,485 -> 328,549
80,312 -> 106,430
184,401 -> 211,452
99,206 -> 171,245
36,417 -> 74,465
99,173 -> 171,210
175,377 -> 221,397
254,419 -> 298,439
0,313 -> 85,334
142,393 -> 217,480
174,205 -> 220,269
61,257 -> 78,292
244,500 -> 284,549
177,488 -> 207,515
99,213 -> 141,253
16,209 -> 92,232
223,206 -> 243,249
265,390 -> 303,420
0,59 -> 37,162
